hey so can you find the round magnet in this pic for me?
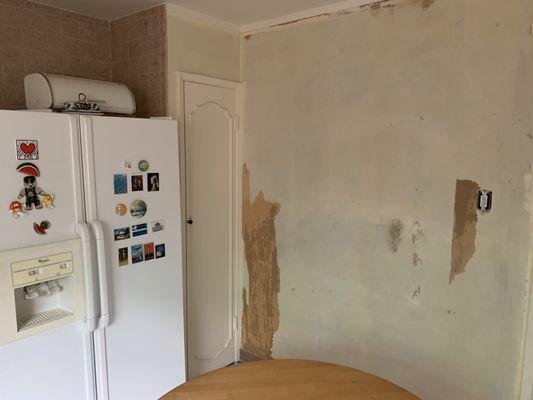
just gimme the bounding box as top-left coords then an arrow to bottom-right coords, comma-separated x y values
115,203 -> 127,216
138,160 -> 149,172
130,200 -> 147,219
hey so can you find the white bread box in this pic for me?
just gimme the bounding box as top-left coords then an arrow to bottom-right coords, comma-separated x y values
24,73 -> 136,115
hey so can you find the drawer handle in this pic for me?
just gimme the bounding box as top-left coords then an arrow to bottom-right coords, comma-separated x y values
60,263 -> 68,269
38,258 -> 50,264
28,269 -> 40,276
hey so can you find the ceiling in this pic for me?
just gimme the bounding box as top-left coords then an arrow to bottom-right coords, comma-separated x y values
34,0 -> 348,24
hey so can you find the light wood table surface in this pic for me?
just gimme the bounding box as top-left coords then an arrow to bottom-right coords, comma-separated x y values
161,359 -> 420,400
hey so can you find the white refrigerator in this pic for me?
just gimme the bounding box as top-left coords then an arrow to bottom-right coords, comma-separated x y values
0,110 -> 186,400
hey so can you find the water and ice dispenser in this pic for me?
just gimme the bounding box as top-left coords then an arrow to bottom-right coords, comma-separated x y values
0,239 -> 86,345
13,251 -> 75,331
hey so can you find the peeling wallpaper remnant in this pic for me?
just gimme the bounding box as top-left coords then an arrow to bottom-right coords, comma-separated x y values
450,180 -> 480,284
241,164 -> 281,360
387,219 -> 404,253
359,0 -> 434,14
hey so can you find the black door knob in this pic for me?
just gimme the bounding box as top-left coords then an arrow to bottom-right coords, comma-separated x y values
187,219 -> 194,225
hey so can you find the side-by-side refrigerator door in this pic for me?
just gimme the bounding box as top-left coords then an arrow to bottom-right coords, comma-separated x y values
79,115 -> 186,400
0,110 -> 96,400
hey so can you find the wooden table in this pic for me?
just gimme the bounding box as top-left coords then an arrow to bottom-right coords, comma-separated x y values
161,360 -> 420,399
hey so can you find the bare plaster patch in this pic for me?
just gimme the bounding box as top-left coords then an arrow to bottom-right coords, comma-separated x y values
241,164 -> 281,360
449,179 -> 480,284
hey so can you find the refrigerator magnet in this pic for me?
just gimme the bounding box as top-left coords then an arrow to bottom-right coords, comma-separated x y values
131,175 -> 144,192
155,244 -> 166,259
16,140 -> 39,160
130,200 -> 147,218
123,159 -> 132,170
131,244 -> 144,264
18,176 -> 48,211
114,174 -> 128,194
114,227 -> 130,241
9,201 -> 26,218
132,223 -> 148,237
115,203 -> 127,216
118,247 -> 129,267
144,243 -> 155,261
33,221 -> 50,235
42,194 -> 55,209
17,162 -> 40,177
151,220 -> 165,232
138,160 -> 149,172
147,173 -> 159,192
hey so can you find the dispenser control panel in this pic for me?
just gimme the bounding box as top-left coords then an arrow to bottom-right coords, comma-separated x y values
11,252 -> 73,287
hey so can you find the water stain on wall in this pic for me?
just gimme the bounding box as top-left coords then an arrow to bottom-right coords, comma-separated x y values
387,219 -> 404,253
421,0 -> 435,10
411,221 -> 424,244
241,164 -> 281,360
449,179 -> 480,284
413,252 -> 422,267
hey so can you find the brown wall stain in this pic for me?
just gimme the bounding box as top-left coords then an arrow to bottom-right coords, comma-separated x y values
421,0 -> 435,10
241,164 -> 281,360
449,179 -> 480,284
412,252 -> 422,267
387,219 -> 404,253
411,221 -> 424,244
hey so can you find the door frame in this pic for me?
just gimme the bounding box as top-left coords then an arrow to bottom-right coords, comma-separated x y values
175,72 -> 245,375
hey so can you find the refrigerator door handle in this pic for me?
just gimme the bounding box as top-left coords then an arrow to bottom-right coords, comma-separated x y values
90,220 -> 111,329
76,222 -> 99,332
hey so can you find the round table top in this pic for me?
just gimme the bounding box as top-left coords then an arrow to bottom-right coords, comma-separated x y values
161,359 -> 420,400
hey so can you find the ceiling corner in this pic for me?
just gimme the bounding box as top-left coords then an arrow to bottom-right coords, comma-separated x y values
164,2 -> 242,35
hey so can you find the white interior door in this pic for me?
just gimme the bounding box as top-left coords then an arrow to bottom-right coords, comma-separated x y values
181,74 -> 241,379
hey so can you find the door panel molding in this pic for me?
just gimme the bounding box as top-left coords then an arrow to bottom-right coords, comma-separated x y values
176,72 -> 244,379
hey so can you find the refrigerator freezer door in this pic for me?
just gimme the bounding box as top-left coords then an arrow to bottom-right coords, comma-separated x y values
0,111 -> 84,252
80,116 -> 186,400
0,324 -> 95,400
0,111 -> 95,400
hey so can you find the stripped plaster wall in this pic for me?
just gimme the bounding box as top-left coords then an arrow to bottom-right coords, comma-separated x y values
242,0 -> 533,399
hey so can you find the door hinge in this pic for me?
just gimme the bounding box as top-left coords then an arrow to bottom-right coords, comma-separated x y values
234,115 -> 240,131
233,316 -> 239,331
